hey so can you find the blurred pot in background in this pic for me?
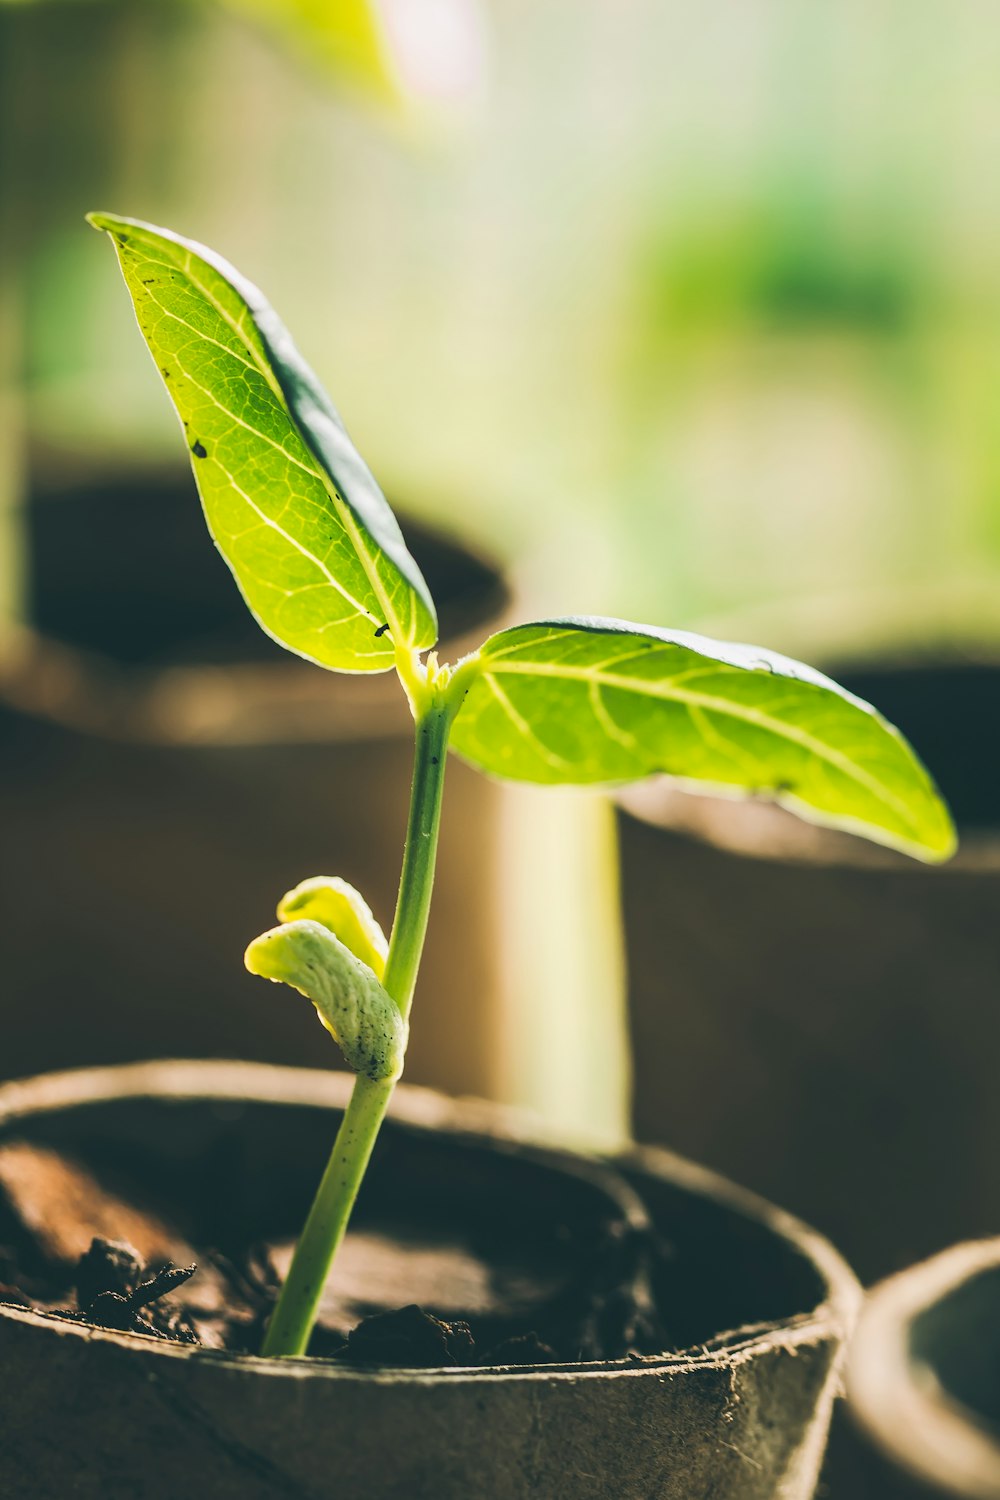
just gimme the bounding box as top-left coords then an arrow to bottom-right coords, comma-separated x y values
847,1238 -> 1000,1499
618,638 -> 999,1286
0,459 -> 513,1098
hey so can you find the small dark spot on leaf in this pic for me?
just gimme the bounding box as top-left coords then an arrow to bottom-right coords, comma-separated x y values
374,622 -> 390,638
191,440 -> 207,459
141,278 -> 155,285
431,756 -> 439,765
161,368 -> 170,378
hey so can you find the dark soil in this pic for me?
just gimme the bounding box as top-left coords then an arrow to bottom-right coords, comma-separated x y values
0,1139 -> 670,1369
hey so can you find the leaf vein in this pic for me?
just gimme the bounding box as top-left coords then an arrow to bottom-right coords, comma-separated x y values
483,674 -> 573,772
589,680 -> 640,752
218,466 -> 374,622
489,658 -> 920,833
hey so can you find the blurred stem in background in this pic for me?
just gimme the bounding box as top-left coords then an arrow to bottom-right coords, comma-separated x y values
498,792 -> 630,1147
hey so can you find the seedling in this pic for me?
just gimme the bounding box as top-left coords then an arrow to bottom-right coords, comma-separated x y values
88,213 -> 955,1359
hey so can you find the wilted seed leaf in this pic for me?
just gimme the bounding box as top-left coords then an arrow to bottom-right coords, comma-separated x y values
87,212 -> 437,672
276,876 -> 388,979
245,920 -> 406,1080
449,617 -> 956,863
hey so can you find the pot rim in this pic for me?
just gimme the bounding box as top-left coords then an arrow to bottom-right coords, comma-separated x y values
0,494 -> 511,748
0,624 -> 405,746
848,1238 -> 1000,1499
0,605 -> 511,750
0,1058 -> 859,1385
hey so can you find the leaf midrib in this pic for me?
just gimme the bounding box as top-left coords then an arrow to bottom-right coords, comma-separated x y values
483,657 -> 925,836
215,466 -> 373,624
124,230 -> 412,649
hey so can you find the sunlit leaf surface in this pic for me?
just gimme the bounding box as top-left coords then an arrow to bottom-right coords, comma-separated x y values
89,213 -> 436,672
451,617 -> 956,861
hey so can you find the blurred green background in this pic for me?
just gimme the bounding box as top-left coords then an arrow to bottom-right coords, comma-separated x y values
5,0 -> 1000,641
2,0 -> 1000,1137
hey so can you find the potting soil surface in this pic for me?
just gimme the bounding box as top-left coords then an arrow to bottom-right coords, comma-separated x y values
0,1139 -> 672,1368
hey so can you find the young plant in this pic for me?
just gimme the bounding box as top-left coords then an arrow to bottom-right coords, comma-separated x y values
88,213 -> 956,1359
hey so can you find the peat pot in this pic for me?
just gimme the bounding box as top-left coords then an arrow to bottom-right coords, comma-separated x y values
0,1060 -> 860,1500
618,656 -> 1000,1284
848,1239 -> 1000,1498
0,462 -> 511,1099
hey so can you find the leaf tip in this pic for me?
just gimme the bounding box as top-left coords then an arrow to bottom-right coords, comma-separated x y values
86,210 -> 144,244
921,803 -> 959,864
885,785 -> 957,865
244,928 -> 280,981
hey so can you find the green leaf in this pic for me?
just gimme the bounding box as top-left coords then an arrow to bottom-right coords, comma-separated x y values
87,212 -> 436,672
246,919 -> 406,1080
222,0 -> 396,99
276,876 -> 387,979
450,617 -> 956,862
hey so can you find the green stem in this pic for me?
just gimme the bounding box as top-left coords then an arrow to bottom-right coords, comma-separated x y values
261,695 -> 454,1358
381,701 -> 453,1021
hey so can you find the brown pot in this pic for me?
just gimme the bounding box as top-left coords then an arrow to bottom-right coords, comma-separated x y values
0,461 -> 511,1098
847,1239 -> 1000,1498
0,1059 -> 858,1499
618,656 -> 1000,1285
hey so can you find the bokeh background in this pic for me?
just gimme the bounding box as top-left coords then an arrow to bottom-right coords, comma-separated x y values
2,0 -> 999,1161
9,1 -> 1000,633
